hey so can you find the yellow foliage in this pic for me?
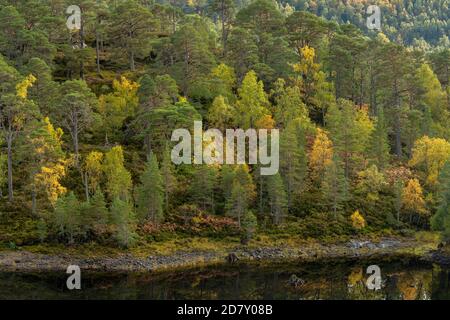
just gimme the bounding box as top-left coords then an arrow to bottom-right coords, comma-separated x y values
84,151 -> 104,193
350,210 -> 366,230
211,63 -> 236,90
16,74 -> 36,99
43,117 -> 63,143
292,45 -> 320,78
348,267 -> 363,286
402,178 -> 427,215
34,161 -> 67,206
112,76 -> 139,97
207,95 -> 234,130
309,128 -> 333,180
254,114 -> 275,129
409,136 -> 450,185
98,76 -> 139,133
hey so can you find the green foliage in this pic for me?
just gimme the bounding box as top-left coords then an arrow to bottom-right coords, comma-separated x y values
225,165 -> 257,228
136,154 -> 164,223
108,0 -> 155,71
0,0 -> 448,250
110,197 -> 137,248
367,108 -> 390,170
279,119 -> 308,211
241,210 -> 257,243
266,173 -> 288,225
52,192 -> 82,244
431,162 -> 450,239
235,70 -> 270,129
190,165 -> 217,213
326,99 -> 373,178
102,146 -> 132,201
83,189 -> 109,237
321,155 -> 348,218
0,153 -> 7,197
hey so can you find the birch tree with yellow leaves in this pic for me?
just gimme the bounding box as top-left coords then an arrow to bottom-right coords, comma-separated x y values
20,117 -> 67,214
0,64 -> 39,201
409,136 -> 450,186
402,178 -> 428,224
82,151 -> 104,201
309,128 -> 333,183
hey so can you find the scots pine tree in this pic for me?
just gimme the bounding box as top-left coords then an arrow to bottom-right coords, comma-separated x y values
111,197 -> 137,248
321,154 -> 348,218
136,154 -> 164,223
266,173 -> 288,225
367,107 -> 390,170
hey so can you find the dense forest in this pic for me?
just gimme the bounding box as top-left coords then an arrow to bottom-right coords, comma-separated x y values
0,0 -> 449,249
179,0 -> 449,48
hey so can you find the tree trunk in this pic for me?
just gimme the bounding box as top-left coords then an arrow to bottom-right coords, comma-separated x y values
165,189 -> 169,213
84,171 -> 89,202
31,188 -> 37,216
79,11 -> 85,79
220,0 -> 227,56
7,135 -> 13,201
130,51 -> 135,71
393,80 -> 402,157
73,125 -> 79,166
95,27 -> 101,74
259,174 -> 263,216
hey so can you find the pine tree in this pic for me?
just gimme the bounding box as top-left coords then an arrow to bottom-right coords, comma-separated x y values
226,180 -> 247,228
0,61 -> 39,201
280,120 -> 307,211
367,107 -> 390,170
83,189 -> 109,236
210,0 -> 236,55
226,165 -> 256,228
57,79 -> 96,164
53,192 -> 82,244
23,58 -> 59,116
326,99 -> 373,178
110,197 -> 137,248
235,70 -> 270,129
108,0 -> 155,71
321,154 -> 348,218
168,20 -> 216,97
241,210 -> 257,244
271,79 -> 309,128
431,162 -> 450,238
220,165 -> 235,213
136,154 -> 164,223
267,173 -> 288,225
190,165 -> 217,213
0,153 -> 6,197
161,145 -> 177,214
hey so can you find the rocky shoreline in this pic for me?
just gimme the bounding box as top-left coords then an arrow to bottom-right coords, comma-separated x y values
0,237 -> 441,273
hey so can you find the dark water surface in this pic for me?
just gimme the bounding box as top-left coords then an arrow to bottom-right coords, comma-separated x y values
1,258 -> 450,299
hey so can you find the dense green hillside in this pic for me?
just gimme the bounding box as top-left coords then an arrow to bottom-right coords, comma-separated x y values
173,0 -> 449,48
0,0 -> 449,250
281,0 -> 449,48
